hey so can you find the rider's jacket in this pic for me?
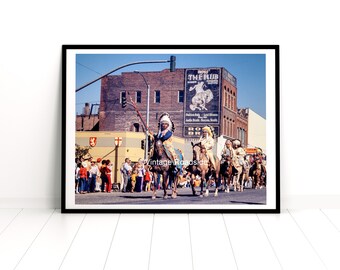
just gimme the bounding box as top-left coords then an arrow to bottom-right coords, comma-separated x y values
221,146 -> 231,158
233,147 -> 246,167
198,135 -> 214,151
156,129 -> 173,142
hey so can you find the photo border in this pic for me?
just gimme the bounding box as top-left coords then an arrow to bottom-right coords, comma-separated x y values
62,45 -> 280,213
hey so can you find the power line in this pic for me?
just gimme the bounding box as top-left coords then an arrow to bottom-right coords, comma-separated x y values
76,62 -> 102,76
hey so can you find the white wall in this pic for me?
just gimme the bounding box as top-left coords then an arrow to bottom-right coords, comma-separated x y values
247,109 -> 266,153
1,1 -> 339,208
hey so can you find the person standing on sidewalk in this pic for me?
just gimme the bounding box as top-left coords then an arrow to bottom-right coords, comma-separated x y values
78,163 -> 88,194
122,158 -> 132,193
106,160 -> 112,193
135,159 -> 145,192
100,160 -> 108,192
89,161 -> 99,193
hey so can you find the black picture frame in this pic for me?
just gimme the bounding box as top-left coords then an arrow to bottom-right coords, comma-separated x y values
62,45 -> 280,213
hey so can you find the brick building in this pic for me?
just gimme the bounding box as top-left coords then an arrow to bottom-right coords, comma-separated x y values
84,67 -> 247,146
99,69 -> 185,136
236,108 -> 249,147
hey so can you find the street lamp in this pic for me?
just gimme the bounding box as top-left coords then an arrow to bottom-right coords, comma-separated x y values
134,71 -> 150,161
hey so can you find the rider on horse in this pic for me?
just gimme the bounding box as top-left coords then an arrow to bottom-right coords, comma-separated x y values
221,139 -> 232,162
154,113 -> 180,173
198,125 -> 216,171
232,139 -> 246,167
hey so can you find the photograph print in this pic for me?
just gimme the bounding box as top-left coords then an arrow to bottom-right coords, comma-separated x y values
62,45 -> 280,213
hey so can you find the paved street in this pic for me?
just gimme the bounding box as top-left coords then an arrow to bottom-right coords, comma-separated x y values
75,186 -> 266,205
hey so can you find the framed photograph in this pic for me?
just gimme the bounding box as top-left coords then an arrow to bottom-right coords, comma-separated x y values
62,45 -> 280,213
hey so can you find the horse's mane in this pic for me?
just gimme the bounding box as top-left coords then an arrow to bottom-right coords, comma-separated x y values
192,144 -> 200,161
153,139 -> 169,159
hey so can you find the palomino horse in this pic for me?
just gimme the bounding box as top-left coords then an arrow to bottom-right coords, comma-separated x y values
149,139 -> 182,200
191,142 -> 220,197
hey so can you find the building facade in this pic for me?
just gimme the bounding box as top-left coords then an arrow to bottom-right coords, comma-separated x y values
97,67 -> 248,143
246,108 -> 266,153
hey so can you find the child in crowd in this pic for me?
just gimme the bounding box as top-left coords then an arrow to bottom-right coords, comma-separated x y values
144,166 -> 151,192
130,169 -> 137,193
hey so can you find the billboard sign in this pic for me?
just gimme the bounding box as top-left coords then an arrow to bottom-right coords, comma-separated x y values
184,68 -> 221,125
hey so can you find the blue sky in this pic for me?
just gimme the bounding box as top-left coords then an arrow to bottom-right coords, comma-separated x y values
76,53 -> 266,118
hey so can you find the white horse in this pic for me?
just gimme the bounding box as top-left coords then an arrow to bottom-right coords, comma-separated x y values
189,82 -> 214,111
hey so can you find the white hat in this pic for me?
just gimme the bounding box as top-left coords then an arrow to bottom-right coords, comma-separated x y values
160,114 -> 171,125
233,139 -> 241,147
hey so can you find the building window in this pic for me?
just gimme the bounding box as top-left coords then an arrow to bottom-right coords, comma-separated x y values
232,121 -> 234,137
133,123 -> 140,132
178,90 -> 184,103
120,91 -> 126,103
243,129 -> 247,146
228,94 -> 230,108
154,90 -> 160,103
232,122 -> 234,137
136,91 -> 142,103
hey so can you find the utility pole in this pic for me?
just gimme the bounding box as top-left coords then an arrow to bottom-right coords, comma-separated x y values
133,57 -> 176,160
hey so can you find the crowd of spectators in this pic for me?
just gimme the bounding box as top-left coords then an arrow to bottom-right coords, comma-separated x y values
75,157 -> 159,194
75,157 -> 197,194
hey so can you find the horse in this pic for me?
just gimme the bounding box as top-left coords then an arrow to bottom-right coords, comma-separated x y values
189,82 -> 214,111
242,155 -> 253,189
230,154 -> 245,192
189,90 -> 214,111
149,139 -> 182,200
249,158 -> 266,189
219,154 -> 233,193
183,163 -> 199,196
191,142 -> 220,197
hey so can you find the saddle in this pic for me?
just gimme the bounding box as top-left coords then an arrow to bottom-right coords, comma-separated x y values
164,147 -> 183,169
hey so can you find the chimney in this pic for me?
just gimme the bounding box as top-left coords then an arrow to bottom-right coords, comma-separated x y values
83,103 -> 90,116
